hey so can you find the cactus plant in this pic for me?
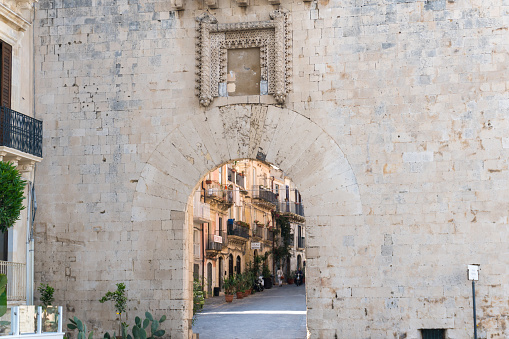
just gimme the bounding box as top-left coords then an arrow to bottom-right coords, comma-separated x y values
67,316 -> 93,339
125,312 -> 166,339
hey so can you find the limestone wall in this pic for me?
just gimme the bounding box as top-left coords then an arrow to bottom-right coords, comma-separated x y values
33,1 -> 509,338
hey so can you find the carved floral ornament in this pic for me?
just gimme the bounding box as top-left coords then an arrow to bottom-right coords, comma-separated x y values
173,1 -> 312,9
195,10 -> 292,107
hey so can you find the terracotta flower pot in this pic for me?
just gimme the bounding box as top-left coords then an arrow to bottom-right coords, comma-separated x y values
236,291 -> 244,299
243,291 -> 249,297
225,294 -> 234,303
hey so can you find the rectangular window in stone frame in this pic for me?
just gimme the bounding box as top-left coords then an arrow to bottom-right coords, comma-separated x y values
227,48 -> 261,96
420,329 -> 446,339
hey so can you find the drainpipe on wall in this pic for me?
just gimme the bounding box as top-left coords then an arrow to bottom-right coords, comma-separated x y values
25,182 -> 32,305
202,223 -> 205,291
29,1 -> 37,307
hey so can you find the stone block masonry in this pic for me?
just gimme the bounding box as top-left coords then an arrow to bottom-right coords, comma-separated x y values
34,0 -> 509,338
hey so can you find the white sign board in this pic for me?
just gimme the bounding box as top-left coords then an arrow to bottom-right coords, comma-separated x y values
251,242 -> 261,249
468,264 -> 480,281
213,235 -> 222,243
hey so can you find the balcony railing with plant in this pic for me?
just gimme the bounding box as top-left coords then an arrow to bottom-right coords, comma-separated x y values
204,182 -> 234,204
0,107 -> 42,158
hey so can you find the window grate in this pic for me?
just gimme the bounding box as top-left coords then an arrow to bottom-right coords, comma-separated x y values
421,329 -> 445,339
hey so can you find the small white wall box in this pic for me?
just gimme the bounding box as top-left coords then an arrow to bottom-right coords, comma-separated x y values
468,264 -> 480,281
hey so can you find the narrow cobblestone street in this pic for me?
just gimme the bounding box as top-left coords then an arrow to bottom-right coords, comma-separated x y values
192,284 -> 307,339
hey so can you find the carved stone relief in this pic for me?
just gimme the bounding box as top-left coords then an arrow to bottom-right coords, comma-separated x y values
196,10 -> 292,107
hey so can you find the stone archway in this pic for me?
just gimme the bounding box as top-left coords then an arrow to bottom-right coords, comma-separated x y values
131,104 -> 363,338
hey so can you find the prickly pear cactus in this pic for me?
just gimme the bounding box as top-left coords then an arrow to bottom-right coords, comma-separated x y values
127,312 -> 166,339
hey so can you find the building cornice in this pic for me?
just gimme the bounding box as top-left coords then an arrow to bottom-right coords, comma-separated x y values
0,2 -> 30,32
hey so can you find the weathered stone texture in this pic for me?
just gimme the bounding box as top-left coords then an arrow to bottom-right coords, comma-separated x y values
34,0 -> 509,338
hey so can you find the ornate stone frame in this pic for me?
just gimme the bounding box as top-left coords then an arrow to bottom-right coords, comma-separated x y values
196,10 -> 291,107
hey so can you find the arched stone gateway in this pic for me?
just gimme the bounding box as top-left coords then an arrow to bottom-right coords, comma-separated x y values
131,104 -> 364,338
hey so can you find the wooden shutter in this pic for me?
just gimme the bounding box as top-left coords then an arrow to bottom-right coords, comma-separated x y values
0,40 -> 11,109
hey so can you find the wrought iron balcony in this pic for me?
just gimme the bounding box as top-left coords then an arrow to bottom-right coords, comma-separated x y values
227,221 -> 249,240
252,185 -> 277,207
276,202 -> 305,221
204,182 -> 234,207
267,230 -> 274,242
207,234 -> 223,251
254,226 -> 265,239
0,107 -> 42,159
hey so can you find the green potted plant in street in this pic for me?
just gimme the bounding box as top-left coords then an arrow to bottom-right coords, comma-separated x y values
38,283 -> 57,332
287,270 -> 296,285
234,274 -> 244,299
223,276 -> 235,303
244,271 -> 254,296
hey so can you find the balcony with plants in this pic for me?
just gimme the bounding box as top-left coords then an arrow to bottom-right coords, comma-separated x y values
204,181 -> 234,209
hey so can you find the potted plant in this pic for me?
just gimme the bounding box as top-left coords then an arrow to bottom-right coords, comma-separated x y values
245,271 -> 255,295
287,271 -> 295,285
234,274 -> 244,299
223,276 -> 235,303
242,273 -> 251,297
38,283 -> 56,332
262,265 -> 272,289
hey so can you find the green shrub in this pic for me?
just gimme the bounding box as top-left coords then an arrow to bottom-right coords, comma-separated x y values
38,283 -> 55,307
0,161 -> 26,233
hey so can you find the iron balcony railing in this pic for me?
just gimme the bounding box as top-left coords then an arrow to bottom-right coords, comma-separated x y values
218,230 -> 228,247
267,230 -> 274,242
254,226 -> 265,239
298,237 -> 305,249
227,222 -> 249,240
252,185 -> 277,205
276,202 -> 305,217
0,107 -> 42,158
207,234 -> 223,251
0,261 -> 26,301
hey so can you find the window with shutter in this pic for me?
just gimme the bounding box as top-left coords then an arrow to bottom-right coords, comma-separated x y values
0,40 -> 11,144
0,40 -> 12,109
